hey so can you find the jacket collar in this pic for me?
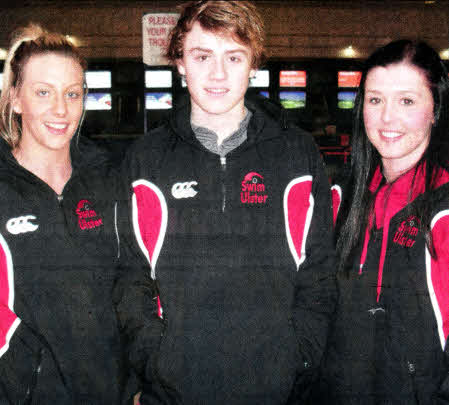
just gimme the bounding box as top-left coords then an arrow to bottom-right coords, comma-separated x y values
0,135 -> 109,173
168,94 -> 288,147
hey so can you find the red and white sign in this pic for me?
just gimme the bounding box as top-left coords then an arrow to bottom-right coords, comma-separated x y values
279,71 -> 306,87
143,13 -> 179,66
338,71 -> 362,87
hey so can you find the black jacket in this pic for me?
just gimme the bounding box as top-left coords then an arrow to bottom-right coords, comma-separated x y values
117,97 -> 337,404
0,137 -> 132,404
320,166 -> 449,404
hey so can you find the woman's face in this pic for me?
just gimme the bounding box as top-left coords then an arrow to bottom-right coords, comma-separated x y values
12,53 -> 84,154
363,61 -> 435,181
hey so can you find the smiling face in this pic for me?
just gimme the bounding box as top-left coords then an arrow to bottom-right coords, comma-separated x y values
12,52 -> 84,155
176,22 -> 256,126
363,62 -> 435,182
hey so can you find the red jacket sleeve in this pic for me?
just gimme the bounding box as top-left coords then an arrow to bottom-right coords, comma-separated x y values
428,210 -> 449,403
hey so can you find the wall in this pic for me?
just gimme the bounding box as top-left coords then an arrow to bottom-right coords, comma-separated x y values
0,1 -> 448,61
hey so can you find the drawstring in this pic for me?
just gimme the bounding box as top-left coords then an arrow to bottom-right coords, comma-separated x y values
358,193 -> 390,302
376,216 -> 391,302
358,211 -> 388,302
359,215 -> 372,275
359,169 -> 390,303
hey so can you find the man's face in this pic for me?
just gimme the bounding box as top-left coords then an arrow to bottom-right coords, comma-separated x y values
177,22 -> 256,122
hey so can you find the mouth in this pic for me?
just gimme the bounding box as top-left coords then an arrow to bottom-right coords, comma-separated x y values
205,88 -> 229,96
45,122 -> 70,135
380,130 -> 404,140
46,122 -> 68,130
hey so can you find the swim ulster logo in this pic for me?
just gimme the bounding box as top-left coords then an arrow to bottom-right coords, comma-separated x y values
240,172 -> 268,205
76,199 -> 103,230
393,215 -> 419,248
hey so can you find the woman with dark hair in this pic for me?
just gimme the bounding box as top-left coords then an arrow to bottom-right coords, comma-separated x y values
0,24 -> 135,403
320,40 -> 449,403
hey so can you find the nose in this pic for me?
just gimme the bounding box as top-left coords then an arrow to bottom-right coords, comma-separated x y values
380,99 -> 394,123
209,57 -> 227,81
52,93 -> 68,116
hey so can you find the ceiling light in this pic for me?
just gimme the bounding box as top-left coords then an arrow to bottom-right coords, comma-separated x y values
342,46 -> 356,58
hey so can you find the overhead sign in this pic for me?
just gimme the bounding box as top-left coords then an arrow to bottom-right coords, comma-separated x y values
143,13 -> 179,66
338,71 -> 362,87
279,71 -> 306,87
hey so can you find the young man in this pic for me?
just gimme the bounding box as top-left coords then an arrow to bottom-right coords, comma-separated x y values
118,1 -> 337,403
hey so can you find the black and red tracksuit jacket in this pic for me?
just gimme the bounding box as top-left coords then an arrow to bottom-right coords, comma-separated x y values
321,165 -> 449,404
0,138 -> 134,404
116,98 -> 337,404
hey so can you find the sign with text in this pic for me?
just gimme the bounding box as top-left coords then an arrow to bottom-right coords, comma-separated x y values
279,70 -> 306,87
338,71 -> 362,87
143,13 -> 179,66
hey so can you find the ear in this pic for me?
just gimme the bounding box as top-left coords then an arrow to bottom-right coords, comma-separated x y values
250,69 -> 257,79
176,59 -> 186,76
10,87 -> 22,115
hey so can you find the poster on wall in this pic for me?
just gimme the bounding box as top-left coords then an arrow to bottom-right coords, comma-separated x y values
142,13 -> 179,66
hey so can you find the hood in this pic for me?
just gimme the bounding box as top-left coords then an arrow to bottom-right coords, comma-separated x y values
70,135 -> 111,171
359,164 -> 449,303
0,134 -> 111,175
167,93 -> 296,148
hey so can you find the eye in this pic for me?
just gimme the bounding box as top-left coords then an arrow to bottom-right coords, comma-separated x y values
36,89 -> 49,97
196,54 -> 209,62
400,98 -> 414,106
67,91 -> 81,99
367,97 -> 381,105
229,55 -> 241,63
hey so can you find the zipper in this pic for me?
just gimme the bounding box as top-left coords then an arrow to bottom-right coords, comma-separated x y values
53,179 -> 79,251
407,361 -> 421,405
24,348 -> 43,404
220,156 -> 227,212
114,202 -> 120,259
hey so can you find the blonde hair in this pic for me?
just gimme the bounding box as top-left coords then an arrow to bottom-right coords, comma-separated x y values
0,24 -> 87,148
166,1 -> 266,69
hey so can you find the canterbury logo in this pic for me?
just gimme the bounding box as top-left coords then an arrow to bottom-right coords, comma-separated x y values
368,307 -> 385,315
6,215 -> 39,235
171,181 -> 198,199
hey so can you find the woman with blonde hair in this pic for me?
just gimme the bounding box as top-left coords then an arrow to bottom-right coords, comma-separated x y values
0,24 -> 133,403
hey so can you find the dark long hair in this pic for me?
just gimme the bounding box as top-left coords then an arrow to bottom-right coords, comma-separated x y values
336,40 -> 449,274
